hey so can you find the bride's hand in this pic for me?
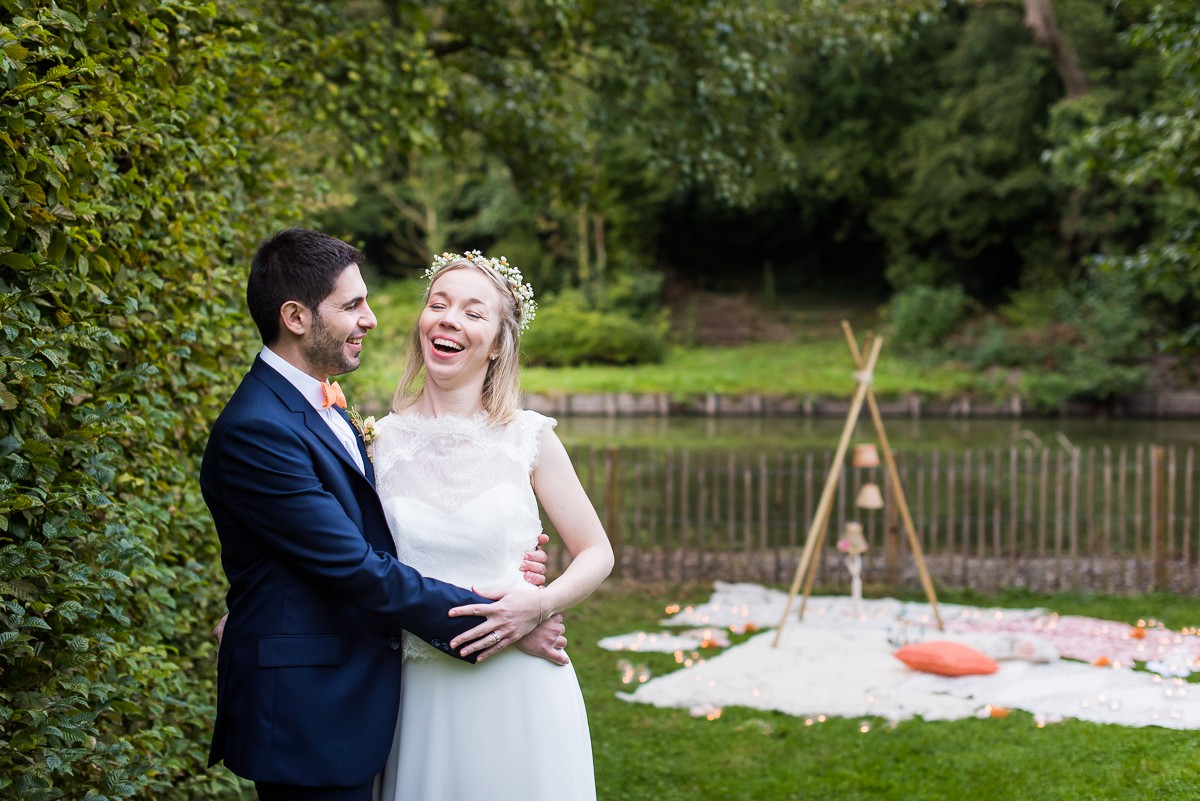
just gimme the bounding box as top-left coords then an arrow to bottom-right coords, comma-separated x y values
516,613 -> 569,666
449,587 -> 544,662
521,533 -> 550,586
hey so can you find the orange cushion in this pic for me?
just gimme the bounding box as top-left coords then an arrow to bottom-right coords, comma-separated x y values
893,641 -> 999,676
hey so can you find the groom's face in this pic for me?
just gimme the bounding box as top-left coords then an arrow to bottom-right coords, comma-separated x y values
303,263 -> 377,379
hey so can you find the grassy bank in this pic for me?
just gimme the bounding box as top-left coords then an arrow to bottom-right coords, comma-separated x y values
343,279 -> 977,412
519,339 -> 974,399
572,582 -> 1200,801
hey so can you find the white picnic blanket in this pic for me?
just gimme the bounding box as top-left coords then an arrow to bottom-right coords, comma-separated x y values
605,583 -> 1200,729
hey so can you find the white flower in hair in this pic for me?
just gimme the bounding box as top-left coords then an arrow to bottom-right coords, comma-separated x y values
424,250 -> 538,333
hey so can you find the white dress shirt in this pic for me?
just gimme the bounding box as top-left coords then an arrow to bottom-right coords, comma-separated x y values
259,346 -> 365,473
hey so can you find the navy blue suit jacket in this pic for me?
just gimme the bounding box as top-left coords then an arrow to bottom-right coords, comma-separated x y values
201,356 -> 488,786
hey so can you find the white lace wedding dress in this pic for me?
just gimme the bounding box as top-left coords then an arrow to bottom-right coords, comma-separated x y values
374,410 -> 596,801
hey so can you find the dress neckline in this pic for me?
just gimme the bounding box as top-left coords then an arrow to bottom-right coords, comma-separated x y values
397,409 -> 488,421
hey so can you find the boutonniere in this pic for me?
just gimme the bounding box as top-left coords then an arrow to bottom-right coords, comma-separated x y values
347,407 -> 378,459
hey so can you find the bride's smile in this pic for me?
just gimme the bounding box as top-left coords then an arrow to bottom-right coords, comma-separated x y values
419,268 -> 503,385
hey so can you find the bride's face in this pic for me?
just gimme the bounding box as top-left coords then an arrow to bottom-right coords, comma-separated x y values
419,267 -> 504,388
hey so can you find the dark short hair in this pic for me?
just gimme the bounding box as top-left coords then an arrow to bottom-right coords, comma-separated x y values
246,228 -> 364,344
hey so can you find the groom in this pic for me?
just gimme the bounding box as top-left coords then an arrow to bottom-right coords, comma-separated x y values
201,228 -> 562,801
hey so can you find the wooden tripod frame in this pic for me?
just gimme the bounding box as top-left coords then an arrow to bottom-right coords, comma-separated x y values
772,321 -> 943,647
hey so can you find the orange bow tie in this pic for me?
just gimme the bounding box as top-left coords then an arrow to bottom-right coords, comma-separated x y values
321,380 -> 347,409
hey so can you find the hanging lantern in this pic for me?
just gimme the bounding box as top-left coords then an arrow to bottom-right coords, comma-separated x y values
853,443 -> 880,468
856,482 -> 884,510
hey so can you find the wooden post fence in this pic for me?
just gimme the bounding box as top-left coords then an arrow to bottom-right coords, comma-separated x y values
555,441 -> 1199,595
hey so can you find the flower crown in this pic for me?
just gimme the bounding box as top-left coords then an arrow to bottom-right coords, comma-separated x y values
423,250 -> 537,334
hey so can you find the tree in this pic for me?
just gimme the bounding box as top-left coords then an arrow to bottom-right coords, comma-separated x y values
1024,0 -> 1090,98
1050,0 -> 1200,354
297,0 -> 949,289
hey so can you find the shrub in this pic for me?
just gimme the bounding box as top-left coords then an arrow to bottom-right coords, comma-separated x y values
0,4 -> 311,798
885,284 -> 975,354
521,291 -> 668,367
1017,269 -> 1150,410
968,319 -> 1025,369
936,270 -> 1153,411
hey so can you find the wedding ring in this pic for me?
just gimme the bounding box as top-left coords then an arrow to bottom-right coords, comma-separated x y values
491,632 -> 501,646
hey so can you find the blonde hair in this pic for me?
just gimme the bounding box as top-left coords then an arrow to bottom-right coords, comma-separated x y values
391,258 -> 523,424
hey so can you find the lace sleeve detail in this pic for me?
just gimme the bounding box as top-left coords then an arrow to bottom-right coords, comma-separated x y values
402,632 -> 440,662
514,409 -> 557,473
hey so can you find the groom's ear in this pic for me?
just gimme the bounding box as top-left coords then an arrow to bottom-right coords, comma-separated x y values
279,300 -> 310,336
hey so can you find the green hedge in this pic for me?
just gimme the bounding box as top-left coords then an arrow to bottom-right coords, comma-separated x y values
0,3 -> 312,798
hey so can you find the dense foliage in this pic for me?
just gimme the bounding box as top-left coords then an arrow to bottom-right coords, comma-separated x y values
655,0 -> 1194,404
1049,0 -> 1200,356
0,2 -> 304,798
267,0 -> 1194,396
299,0 -> 956,378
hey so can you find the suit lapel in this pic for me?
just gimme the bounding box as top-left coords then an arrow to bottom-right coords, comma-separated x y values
355,424 -> 376,487
250,358 -> 370,482
335,405 -> 377,487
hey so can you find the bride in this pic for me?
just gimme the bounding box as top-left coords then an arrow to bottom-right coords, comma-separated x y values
373,251 -> 614,801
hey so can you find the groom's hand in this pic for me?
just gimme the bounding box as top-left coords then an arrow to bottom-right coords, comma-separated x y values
516,613 -> 569,666
521,533 -> 550,586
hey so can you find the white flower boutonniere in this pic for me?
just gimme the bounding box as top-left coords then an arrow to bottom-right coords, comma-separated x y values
348,407 -> 378,460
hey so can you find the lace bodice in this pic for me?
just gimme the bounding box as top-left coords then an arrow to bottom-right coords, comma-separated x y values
372,409 -> 556,660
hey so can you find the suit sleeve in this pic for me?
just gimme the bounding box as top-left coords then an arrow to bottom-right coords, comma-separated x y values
205,414 -> 487,657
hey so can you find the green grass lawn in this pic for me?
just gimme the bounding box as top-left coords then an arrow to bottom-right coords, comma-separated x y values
342,279 -> 979,412
571,582 -> 1200,801
519,340 -> 975,399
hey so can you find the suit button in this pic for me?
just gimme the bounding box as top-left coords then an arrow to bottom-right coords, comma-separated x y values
388,638 -> 401,650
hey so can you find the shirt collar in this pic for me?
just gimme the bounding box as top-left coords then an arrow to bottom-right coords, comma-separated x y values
260,346 -> 329,412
